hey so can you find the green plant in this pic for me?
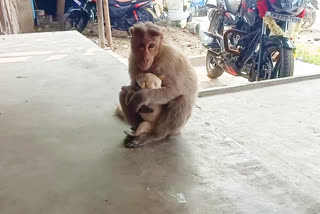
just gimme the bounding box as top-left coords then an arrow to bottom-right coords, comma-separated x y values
295,43 -> 320,65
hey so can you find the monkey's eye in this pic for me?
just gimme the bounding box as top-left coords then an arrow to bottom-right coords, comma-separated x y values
149,44 -> 155,49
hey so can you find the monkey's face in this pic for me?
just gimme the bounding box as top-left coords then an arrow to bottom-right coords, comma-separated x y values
132,35 -> 162,72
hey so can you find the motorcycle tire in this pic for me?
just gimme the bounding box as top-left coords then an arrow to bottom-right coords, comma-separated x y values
263,46 -> 294,78
63,11 -> 88,33
278,48 -> 294,78
206,51 -> 224,79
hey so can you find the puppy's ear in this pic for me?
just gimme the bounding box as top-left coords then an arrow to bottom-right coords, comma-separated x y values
158,75 -> 165,81
140,82 -> 146,89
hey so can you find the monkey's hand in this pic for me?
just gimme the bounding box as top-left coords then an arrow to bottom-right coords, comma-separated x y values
121,85 -> 140,93
128,89 -> 151,112
121,85 -> 141,105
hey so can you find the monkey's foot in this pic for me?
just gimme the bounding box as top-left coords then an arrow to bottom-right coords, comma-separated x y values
123,135 -> 138,148
124,133 -> 150,148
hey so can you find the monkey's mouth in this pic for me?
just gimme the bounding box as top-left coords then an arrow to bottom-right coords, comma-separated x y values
139,61 -> 153,72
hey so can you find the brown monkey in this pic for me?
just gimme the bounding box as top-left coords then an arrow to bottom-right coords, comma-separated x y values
125,73 -> 164,137
119,22 -> 198,148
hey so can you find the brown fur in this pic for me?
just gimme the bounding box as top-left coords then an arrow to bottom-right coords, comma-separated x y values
119,22 -> 198,147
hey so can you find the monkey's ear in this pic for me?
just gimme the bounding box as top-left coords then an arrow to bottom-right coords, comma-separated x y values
129,27 -> 134,36
158,75 -> 165,80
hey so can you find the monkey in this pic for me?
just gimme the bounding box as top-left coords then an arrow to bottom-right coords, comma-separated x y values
124,73 -> 164,137
119,22 -> 198,148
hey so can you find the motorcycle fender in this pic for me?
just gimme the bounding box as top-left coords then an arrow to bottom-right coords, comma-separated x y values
67,8 -> 90,20
264,36 -> 295,50
145,8 -> 157,19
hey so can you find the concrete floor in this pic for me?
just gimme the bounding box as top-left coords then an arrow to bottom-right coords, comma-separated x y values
1,32 -> 320,214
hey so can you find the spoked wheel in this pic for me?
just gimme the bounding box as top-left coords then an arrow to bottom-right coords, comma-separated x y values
206,51 -> 224,79
63,12 -> 88,33
261,46 -> 294,79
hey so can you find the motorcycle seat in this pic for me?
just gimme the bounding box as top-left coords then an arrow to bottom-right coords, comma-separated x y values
109,4 -> 133,17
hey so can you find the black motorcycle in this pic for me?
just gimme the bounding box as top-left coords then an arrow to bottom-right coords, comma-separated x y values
63,0 -> 154,33
204,0 -> 306,81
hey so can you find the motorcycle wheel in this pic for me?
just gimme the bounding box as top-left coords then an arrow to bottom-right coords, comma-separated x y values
301,8 -> 316,29
263,46 -> 294,79
63,11 -> 88,33
206,51 -> 224,79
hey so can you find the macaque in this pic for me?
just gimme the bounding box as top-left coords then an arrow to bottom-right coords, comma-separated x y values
119,22 -> 198,148
124,73 -> 164,137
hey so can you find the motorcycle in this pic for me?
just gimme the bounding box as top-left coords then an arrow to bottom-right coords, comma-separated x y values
302,0 -> 319,29
145,0 -> 168,21
63,0 -> 154,33
203,0 -> 306,82
207,0 -> 318,29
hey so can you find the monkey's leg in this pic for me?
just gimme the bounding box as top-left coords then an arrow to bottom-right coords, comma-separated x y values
135,121 -> 153,135
119,90 -> 142,129
124,121 -> 152,137
125,95 -> 190,148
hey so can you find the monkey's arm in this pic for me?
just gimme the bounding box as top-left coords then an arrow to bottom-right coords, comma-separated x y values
128,87 -> 179,112
145,87 -> 179,105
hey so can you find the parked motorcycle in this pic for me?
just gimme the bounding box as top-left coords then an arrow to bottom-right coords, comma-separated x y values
302,0 -> 318,29
203,0 -> 306,82
207,0 -> 318,29
63,0 -> 154,33
145,0 -> 167,21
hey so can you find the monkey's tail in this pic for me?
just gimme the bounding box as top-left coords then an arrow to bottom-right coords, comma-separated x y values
115,105 -> 125,120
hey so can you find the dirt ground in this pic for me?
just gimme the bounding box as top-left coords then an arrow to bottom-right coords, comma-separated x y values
35,17 -> 320,64
85,24 -> 206,59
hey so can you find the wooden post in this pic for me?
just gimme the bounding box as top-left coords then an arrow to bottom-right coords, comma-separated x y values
56,0 -> 66,29
96,0 -> 106,48
102,0 -> 113,50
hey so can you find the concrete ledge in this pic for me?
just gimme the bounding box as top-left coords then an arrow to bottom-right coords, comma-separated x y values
106,49 -> 128,66
189,55 -> 206,67
199,73 -> 320,97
